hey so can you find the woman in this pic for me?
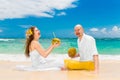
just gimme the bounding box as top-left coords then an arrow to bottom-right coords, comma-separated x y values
25,26 -> 61,71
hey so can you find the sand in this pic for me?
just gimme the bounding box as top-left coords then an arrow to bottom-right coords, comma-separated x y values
0,60 -> 120,80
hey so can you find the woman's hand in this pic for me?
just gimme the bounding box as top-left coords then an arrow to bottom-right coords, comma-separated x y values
52,42 -> 60,48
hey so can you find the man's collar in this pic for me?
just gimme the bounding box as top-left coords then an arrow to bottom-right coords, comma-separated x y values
78,33 -> 85,40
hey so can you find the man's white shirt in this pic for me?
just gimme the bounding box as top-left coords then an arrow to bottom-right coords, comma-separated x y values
77,33 -> 98,61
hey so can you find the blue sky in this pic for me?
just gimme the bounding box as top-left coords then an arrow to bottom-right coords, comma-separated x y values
0,0 -> 120,38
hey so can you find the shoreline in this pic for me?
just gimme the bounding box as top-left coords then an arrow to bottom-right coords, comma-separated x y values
1,54 -> 120,62
0,60 -> 120,80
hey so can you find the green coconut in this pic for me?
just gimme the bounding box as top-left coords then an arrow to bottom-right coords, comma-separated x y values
68,47 -> 77,58
52,38 -> 61,45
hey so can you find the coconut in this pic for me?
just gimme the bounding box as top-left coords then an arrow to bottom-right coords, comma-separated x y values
68,47 -> 77,58
52,38 -> 61,45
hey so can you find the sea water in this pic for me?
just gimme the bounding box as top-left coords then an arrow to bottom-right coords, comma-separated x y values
0,38 -> 120,61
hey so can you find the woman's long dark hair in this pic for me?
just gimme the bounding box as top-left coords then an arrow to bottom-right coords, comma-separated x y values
25,27 -> 35,57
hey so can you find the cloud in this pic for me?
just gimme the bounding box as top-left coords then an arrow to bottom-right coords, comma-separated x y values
57,12 -> 66,16
89,26 -> 120,38
112,26 -> 119,32
0,29 -> 3,32
0,0 -> 78,20
100,28 -> 107,34
89,28 -> 98,32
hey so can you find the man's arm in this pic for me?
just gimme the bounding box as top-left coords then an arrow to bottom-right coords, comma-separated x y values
93,55 -> 99,71
75,53 -> 80,57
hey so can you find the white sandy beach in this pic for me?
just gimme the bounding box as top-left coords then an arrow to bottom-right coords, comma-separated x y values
0,60 -> 120,80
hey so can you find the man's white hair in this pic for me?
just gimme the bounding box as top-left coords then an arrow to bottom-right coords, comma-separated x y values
75,24 -> 82,28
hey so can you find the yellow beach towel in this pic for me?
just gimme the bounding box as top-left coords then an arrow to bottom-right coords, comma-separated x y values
64,59 -> 95,70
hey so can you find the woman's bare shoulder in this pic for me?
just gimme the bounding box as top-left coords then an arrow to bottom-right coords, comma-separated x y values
31,40 -> 39,45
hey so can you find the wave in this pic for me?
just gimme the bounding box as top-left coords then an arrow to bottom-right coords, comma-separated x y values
0,54 -> 30,62
96,38 -> 120,41
99,55 -> 120,60
0,54 -> 120,62
0,39 -> 15,42
0,54 -> 68,62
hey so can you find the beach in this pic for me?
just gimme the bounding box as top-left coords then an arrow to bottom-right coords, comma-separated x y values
0,38 -> 120,80
0,0 -> 120,79
0,60 -> 120,80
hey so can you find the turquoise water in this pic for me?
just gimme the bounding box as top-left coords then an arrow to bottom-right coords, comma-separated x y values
96,38 -> 120,55
0,38 -> 120,55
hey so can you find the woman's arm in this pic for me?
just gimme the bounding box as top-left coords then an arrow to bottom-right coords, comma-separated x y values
33,41 -> 56,58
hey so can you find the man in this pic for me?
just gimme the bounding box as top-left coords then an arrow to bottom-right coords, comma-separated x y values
74,24 -> 99,71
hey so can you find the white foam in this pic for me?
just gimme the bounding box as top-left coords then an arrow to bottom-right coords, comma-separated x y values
0,54 -> 30,62
99,55 -> 120,60
0,53 -> 68,62
0,38 -> 15,41
0,54 -> 120,62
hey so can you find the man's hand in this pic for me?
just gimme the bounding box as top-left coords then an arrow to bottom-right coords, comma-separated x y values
93,55 -> 99,73
74,53 -> 80,57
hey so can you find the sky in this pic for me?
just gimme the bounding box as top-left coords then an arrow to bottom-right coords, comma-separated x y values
0,0 -> 120,38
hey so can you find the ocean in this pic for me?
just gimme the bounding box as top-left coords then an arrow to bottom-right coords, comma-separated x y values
0,38 -> 120,61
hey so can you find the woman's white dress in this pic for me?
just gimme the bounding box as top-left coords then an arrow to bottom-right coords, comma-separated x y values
16,50 -> 63,71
